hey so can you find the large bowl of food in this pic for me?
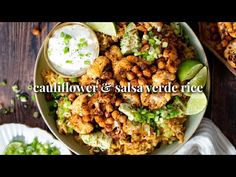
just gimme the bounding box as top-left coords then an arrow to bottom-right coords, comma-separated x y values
34,22 -> 210,155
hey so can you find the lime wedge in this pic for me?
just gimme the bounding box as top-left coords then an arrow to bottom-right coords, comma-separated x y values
178,60 -> 203,82
86,22 -> 117,36
189,66 -> 208,87
185,92 -> 207,115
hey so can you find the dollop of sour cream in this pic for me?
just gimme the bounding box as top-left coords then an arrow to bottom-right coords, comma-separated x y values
47,24 -> 99,76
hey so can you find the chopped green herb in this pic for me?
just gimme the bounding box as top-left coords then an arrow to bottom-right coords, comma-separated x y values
64,47 -> 69,54
10,99 -> 15,105
64,34 -> 72,45
148,31 -> 154,37
12,85 -> 20,93
78,53 -> 84,58
85,52 -> 92,57
148,38 -> 156,47
69,77 -> 78,83
9,107 -> 14,113
19,94 -> 28,102
84,60 -> 90,65
31,95 -> 36,102
27,84 -> 33,91
79,38 -> 86,42
77,41 -> 88,50
143,34 -> 149,40
65,60 -> 73,64
60,32 -> 65,38
33,111 -> 39,118
4,137 -> 60,155
0,79 -> 7,86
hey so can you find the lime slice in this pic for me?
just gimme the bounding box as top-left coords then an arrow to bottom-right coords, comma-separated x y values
189,66 -> 208,87
185,92 -> 207,115
86,22 -> 117,36
178,60 -> 203,82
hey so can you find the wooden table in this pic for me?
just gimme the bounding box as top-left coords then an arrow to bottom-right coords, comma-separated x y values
0,22 -> 236,147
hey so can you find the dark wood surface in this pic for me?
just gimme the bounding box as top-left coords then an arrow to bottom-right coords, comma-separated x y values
0,22 -> 236,146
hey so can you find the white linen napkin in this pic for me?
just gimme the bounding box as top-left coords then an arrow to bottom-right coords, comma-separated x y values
175,118 -> 236,155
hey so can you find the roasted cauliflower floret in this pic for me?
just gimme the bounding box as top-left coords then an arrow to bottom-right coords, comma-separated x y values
113,59 -> 133,81
105,45 -> 123,63
86,56 -> 110,79
69,115 -> 94,135
70,94 -> 89,116
140,92 -> 171,110
122,93 -> 141,107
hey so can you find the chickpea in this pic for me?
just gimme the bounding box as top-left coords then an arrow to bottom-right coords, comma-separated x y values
130,79 -> 139,86
106,104 -> 114,113
105,124 -> 113,132
157,60 -> 166,69
169,73 -> 176,81
118,115 -> 127,123
136,71 -> 143,78
168,65 -> 177,74
107,79 -> 116,87
115,98 -> 122,107
81,107 -> 90,116
131,65 -> 140,74
105,112 -> 111,118
105,117 -> 114,124
82,116 -> 91,122
95,116 -> 103,123
111,110 -> 119,119
99,121 -> 106,128
147,79 -> 153,84
143,69 -> 152,78
138,77 -> 147,86
150,66 -> 157,73
68,93 -> 76,102
120,79 -> 128,87
137,62 -> 148,71
126,71 -> 136,81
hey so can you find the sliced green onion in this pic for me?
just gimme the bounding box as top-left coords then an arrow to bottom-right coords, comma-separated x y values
27,84 -> 33,91
0,80 -> 7,86
64,47 -> 69,54
19,94 -> 28,102
12,85 -> 20,93
162,41 -> 168,48
84,60 -> 90,65
143,34 -> 149,40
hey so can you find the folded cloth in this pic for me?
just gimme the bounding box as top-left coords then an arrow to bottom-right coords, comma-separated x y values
175,118 -> 236,155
